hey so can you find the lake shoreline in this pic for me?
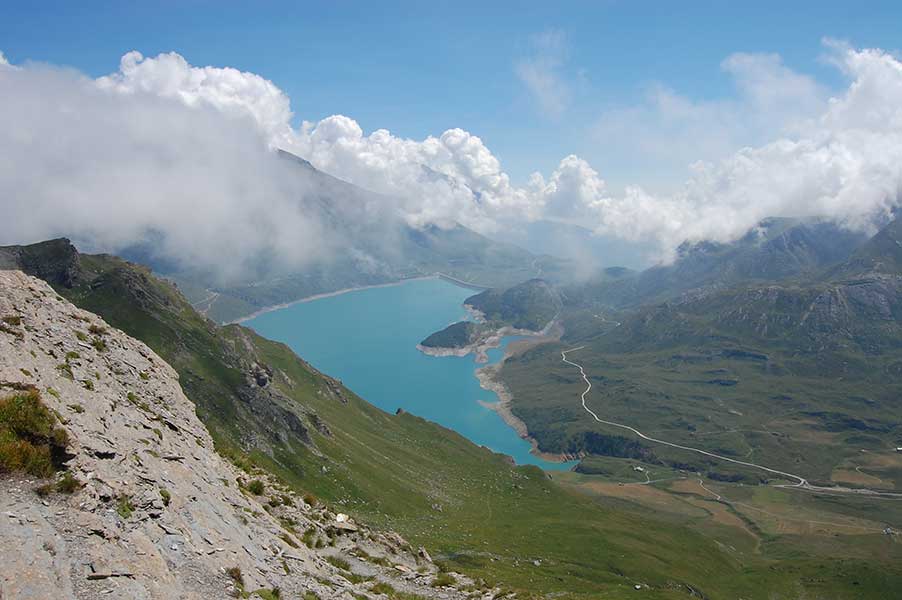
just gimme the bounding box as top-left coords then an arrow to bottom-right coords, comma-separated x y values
416,316 -> 562,364
474,321 -> 578,467
228,276 -> 437,324
227,272 -> 490,325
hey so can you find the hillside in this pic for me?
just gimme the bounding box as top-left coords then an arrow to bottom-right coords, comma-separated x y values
501,216 -> 902,477
464,279 -> 562,332
0,240 -> 761,598
484,217 -> 902,598
4,240 -> 897,597
0,270 -> 469,599
418,279 -> 562,359
419,321 -> 484,350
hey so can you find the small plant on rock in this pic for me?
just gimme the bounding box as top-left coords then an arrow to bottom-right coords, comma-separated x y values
370,581 -> 395,595
116,495 -> 134,519
431,573 -> 456,588
0,389 -> 70,477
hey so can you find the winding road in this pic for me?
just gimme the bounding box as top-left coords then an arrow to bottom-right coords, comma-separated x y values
561,346 -> 902,499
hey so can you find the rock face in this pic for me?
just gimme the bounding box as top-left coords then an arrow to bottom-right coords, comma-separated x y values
0,271 -> 473,600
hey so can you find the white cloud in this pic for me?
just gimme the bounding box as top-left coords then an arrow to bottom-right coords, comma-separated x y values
2,40 -> 902,272
0,57 -> 328,281
515,29 -> 572,118
96,51 -> 296,147
594,52 -> 828,184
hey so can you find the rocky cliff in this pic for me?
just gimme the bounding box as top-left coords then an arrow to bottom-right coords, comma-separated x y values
0,270 -> 474,600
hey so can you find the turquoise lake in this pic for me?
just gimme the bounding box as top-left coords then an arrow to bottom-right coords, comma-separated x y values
244,277 -> 573,470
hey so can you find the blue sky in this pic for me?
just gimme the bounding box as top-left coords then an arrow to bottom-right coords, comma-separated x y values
3,1 -> 902,188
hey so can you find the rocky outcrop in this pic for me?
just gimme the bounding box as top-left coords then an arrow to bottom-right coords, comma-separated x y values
0,270 -> 478,600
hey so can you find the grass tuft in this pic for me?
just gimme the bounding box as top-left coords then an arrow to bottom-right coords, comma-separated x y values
116,495 -> 134,519
0,389 -> 70,477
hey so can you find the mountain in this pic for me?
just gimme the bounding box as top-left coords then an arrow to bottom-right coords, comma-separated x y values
498,215 -> 902,480
835,212 -> 902,276
5,238 -> 895,597
568,217 -> 870,309
0,270 -> 470,599
121,151 -> 565,323
465,278 -> 562,331
418,279 -> 562,357
1,238 -> 804,598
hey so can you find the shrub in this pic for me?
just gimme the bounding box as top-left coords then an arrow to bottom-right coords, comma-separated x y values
301,527 -> 317,548
75,331 -> 88,342
370,582 -> 395,595
91,338 -> 107,352
1,315 -> 22,326
341,572 -> 372,584
88,324 -> 107,336
56,471 -> 81,493
325,556 -> 350,571
431,573 -> 456,588
247,479 -> 265,495
116,495 -> 134,519
65,351 -> 80,361
255,589 -> 281,600
56,363 -> 73,380
226,566 -> 244,589
160,488 -> 171,506
35,482 -> 55,497
0,390 -> 69,477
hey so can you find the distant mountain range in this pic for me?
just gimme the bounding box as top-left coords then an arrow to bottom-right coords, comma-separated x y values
119,150 -> 566,323
499,213 -> 902,486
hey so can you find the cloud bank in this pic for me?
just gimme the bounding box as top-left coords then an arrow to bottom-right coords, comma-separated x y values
2,39 -> 902,272
0,59 -> 327,281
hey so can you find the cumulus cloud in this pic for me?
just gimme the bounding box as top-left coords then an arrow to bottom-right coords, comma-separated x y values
576,41 -> 902,256
515,29 -> 572,118
96,51 -> 296,148
2,40 -> 902,273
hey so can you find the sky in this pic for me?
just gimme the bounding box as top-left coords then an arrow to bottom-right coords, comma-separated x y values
4,1 -> 902,189
4,1 -> 902,272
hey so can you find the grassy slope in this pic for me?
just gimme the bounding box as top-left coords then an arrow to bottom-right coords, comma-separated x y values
492,221 -> 902,597
465,279 -> 561,331
6,240 -> 901,597
501,216 -> 902,482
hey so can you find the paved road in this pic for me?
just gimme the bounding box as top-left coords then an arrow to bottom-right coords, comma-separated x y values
561,346 -> 902,499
